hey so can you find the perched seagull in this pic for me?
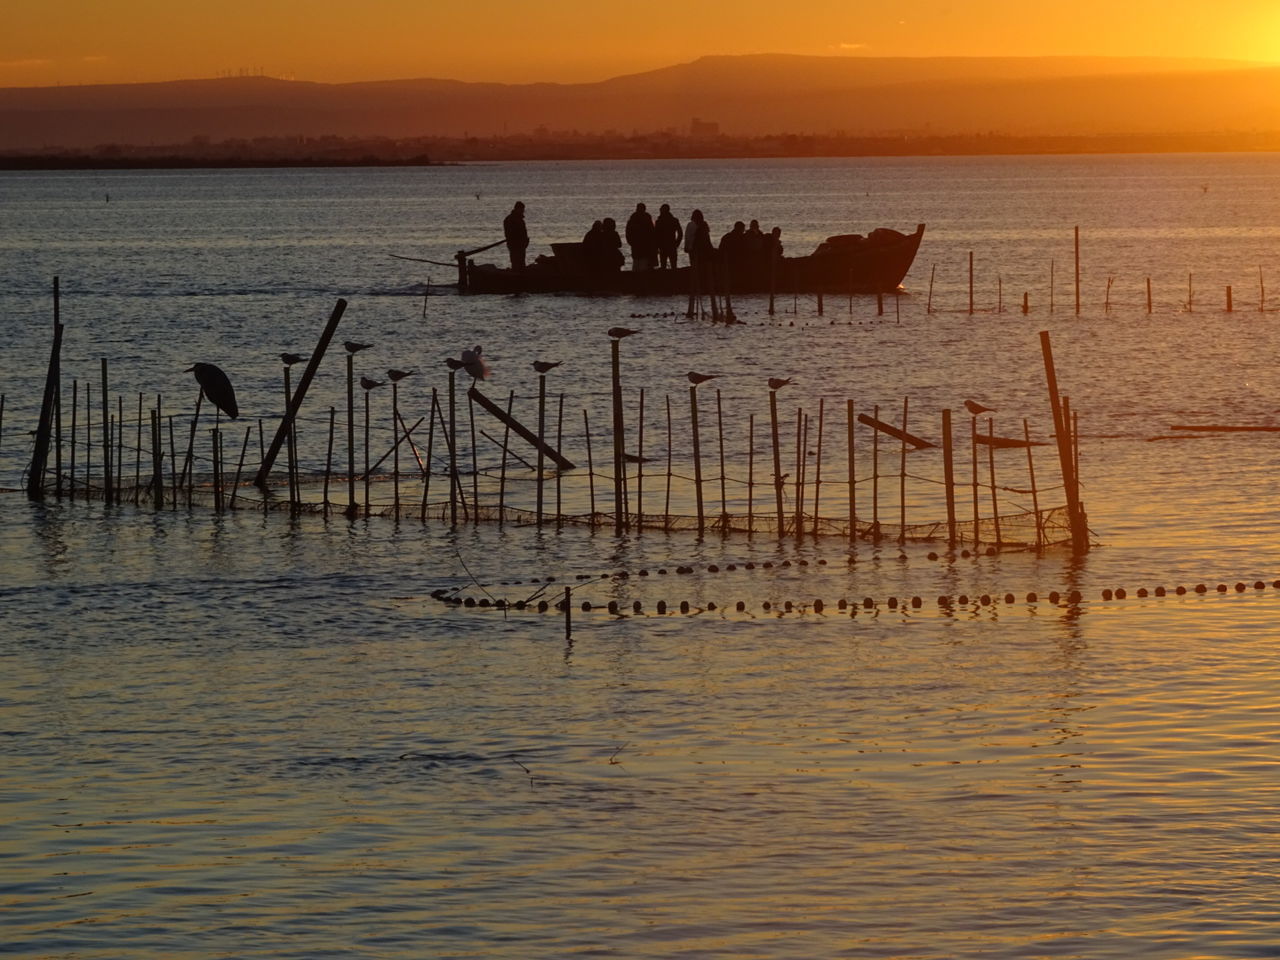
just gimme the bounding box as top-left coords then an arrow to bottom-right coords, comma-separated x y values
360,377 -> 386,391
461,345 -> 489,381
687,371 -> 718,386
185,363 -> 239,419
964,399 -> 994,416
344,341 -> 373,354
768,377 -> 794,391
279,352 -> 307,367
532,360 -> 563,374
607,326 -> 638,339
387,368 -> 415,382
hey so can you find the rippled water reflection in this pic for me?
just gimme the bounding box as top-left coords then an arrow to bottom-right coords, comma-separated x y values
3,157 -> 1280,957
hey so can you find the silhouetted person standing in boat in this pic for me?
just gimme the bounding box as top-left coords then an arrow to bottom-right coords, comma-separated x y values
504,201 -> 529,270
719,220 -> 747,290
625,202 -> 657,272
684,209 -> 715,316
654,203 -> 682,270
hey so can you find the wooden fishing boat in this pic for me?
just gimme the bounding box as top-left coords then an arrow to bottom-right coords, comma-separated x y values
459,223 -> 925,296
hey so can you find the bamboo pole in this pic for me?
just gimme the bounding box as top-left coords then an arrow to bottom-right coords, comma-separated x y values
898,397 -> 908,543
69,382 -> 77,500
181,391 -> 202,506
555,393 -> 564,525
1146,277 -> 1153,314
987,416 -> 1001,546
971,414 -> 980,546
1040,330 -> 1088,553
871,403 -> 880,541
168,413 -> 176,509
1024,418 -> 1041,549
942,409 -> 955,548
364,388 -> 372,516
968,251 -> 974,315
664,395 -> 673,531
611,338 -> 626,534
448,371 -> 458,525
812,397 -> 824,538
283,366 -> 296,506
421,389 -> 438,522
770,389 -> 784,538
794,408 -> 806,543
747,413 -> 755,536
151,409 -> 164,510
52,278 -> 62,498
346,353 -> 356,516
1260,267 -> 1266,313
101,359 -> 113,506
537,372 -> 546,526
497,390 -> 513,525
231,425 -> 251,511
927,264 -> 935,314
255,298 -> 347,487
1050,259 -> 1055,313
583,409 -> 595,522
469,386 -> 479,522
637,388 -> 646,531
393,381 -> 401,517
133,393 -> 143,503
27,314 -> 64,501
847,399 -> 857,541
116,395 -> 124,504
323,406 -> 335,515
715,388 -> 726,528
690,384 -> 705,537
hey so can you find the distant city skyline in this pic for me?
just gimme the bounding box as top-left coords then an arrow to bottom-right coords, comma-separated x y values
5,0 -> 1280,87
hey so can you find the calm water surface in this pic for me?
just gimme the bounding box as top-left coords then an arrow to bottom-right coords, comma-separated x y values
3,157 -> 1280,958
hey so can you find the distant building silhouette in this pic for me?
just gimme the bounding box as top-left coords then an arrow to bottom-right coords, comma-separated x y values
690,118 -> 720,137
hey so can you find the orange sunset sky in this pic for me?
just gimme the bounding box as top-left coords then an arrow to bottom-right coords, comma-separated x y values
7,0 -> 1280,87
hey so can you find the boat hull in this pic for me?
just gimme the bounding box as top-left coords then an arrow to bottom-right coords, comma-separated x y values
463,223 -> 925,296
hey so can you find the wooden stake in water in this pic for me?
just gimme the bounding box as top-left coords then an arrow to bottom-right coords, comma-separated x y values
134,393 -> 143,504
968,251 -> 975,315
421,389 -> 439,523
1050,259 -> 1055,314
1260,267 -> 1266,313
116,395 -> 124,504
283,366 -> 297,506
364,387 -> 372,516
664,395 -> 673,531
898,397 -> 908,543
1146,277 -> 1153,314
448,370 -> 458,526
468,387 -> 479,522
346,352 -> 357,516
28,311 -> 65,502
536,372 -> 546,526
497,390 -> 513,525
231,425 -> 251,511
812,398 -> 825,538
987,416 -> 1001,546
927,264 -> 935,314
392,380 -> 402,517
715,388 -> 727,528
847,399 -> 857,541
101,358 -> 113,506
69,382 -> 77,501
1040,330 -> 1088,554
970,414 -> 979,546
747,412 -> 755,536
690,384 -> 705,538
181,391 -> 202,507
323,406 -> 335,515
582,408 -> 595,522
151,409 -> 164,510
794,408 -> 805,543
1024,417 -> 1041,550
871,403 -> 880,541
942,409 -> 956,548
769,388 -> 784,538
555,393 -> 565,526
637,388 -> 646,531
610,337 -> 626,536
167,413 -> 176,509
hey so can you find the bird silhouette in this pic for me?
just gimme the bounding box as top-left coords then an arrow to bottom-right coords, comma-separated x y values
461,345 -> 489,381
360,377 -> 385,391
279,352 -> 307,366
444,357 -> 465,371
687,371 -> 718,386
964,399 -> 994,416
344,341 -> 372,354
768,377 -> 794,391
387,368 -> 415,382
186,363 -> 239,419
608,326 -> 638,339
532,360 -> 563,374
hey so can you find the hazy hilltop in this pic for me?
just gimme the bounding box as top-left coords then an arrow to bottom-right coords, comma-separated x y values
2,54 -> 1278,151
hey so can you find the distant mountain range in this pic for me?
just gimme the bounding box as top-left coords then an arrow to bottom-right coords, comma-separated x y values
3,54 -> 1279,151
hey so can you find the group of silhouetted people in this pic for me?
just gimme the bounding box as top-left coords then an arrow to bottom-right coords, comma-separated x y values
503,200 -> 783,275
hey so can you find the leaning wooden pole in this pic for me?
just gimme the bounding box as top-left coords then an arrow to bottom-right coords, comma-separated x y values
987,415 -> 1001,547
497,390 -> 513,525
715,388 -> 726,528
1024,418 -> 1042,550
898,397 -> 909,543
970,414 -> 979,547
1040,330 -> 1088,553
255,297 -> 347,487
27,312 -> 65,501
